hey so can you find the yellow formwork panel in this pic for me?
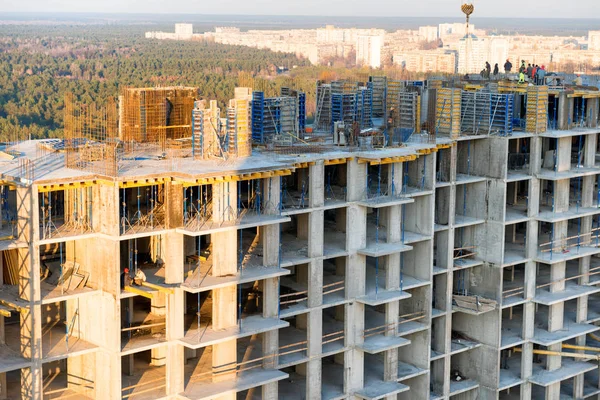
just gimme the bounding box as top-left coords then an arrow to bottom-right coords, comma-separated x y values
526,86 -> 549,134
436,88 -> 462,138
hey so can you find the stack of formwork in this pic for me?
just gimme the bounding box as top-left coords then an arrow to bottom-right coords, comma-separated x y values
331,93 -> 356,132
231,98 -> 251,157
386,79 -> 405,115
252,90 -> 305,144
314,82 -> 332,133
356,87 -> 374,130
252,91 -> 266,143
191,104 -> 204,159
393,91 -> 418,143
436,88 -> 462,137
368,76 -> 387,118
526,85 -> 549,133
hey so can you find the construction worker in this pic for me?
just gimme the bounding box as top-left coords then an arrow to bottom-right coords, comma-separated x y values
536,66 -> 546,85
493,63 -> 499,77
134,269 -> 147,286
120,267 -> 132,289
485,62 -> 491,79
518,70 -> 526,84
526,64 -> 533,79
574,74 -> 583,85
519,60 -> 526,73
504,59 -> 512,73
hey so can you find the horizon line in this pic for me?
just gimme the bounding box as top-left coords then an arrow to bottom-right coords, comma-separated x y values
1,11 -> 600,20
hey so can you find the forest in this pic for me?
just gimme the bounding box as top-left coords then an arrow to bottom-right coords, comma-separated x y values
0,24 -> 418,141
0,25 -> 306,141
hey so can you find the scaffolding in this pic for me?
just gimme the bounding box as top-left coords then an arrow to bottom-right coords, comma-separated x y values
120,87 -> 197,151
63,93 -> 119,177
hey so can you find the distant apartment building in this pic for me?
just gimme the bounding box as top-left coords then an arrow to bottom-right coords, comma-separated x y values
457,35 -> 509,73
175,23 -> 193,37
393,50 -> 456,73
589,31 -> 600,51
419,26 -> 439,42
356,35 -> 383,68
146,23 -> 199,40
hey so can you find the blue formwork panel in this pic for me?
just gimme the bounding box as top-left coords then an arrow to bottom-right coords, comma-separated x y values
252,91 -> 265,143
298,92 -> 306,135
490,93 -> 514,136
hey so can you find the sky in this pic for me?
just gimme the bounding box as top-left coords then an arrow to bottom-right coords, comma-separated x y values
0,0 -> 598,19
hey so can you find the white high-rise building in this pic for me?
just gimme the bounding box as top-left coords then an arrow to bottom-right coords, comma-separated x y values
419,26 -> 439,42
457,34 -> 487,73
356,35 -> 383,68
175,23 -> 193,39
589,31 -> 600,51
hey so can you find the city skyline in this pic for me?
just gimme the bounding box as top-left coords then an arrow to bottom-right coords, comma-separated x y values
1,0 -> 599,19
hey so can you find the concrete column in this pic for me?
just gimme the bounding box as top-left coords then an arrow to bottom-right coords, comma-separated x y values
261,224 -> 279,267
555,137 -> 571,172
586,98 -> 599,128
212,182 -> 237,223
308,259 -> 323,308
310,161 -> 325,208
166,287 -> 185,395
346,159 -> 367,202
557,92 -> 569,130
308,210 -> 324,258
263,176 -> 281,215
212,283 -> 237,397
165,181 -> 183,229
93,183 -> 120,236
302,308 -> 323,400
211,231 -> 237,277
17,186 -> 42,400
262,277 -> 279,399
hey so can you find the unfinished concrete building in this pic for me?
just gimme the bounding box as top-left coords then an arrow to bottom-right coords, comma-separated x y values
1,78 -> 600,400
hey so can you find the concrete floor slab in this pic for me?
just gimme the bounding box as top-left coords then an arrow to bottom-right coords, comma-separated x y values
454,215 -> 485,228
534,282 -> 600,305
505,205 -> 529,224
183,368 -> 288,399
455,174 -> 488,186
535,246 -> 600,264
529,359 -> 597,387
449,379 -> 479,396
182,265 -> 290,293
179,214 -> 291,237
180,316 -> 289,350
42,326 -> 98,362
42,370 -> 94,400
536,205 -> 600,223
397,360 -> 428,381
0,344 -> 29,374
355,381 -> 409,400
537,165 -> 600,181
450,338 -> 481,355
357,196 -> 414,209
531,320 -> 600,346
359,334 -> 410,354
358,241 -> 413,257
506,171 -> 532,183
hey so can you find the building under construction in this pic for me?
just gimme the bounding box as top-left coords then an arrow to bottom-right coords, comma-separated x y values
1,77 -> 600,400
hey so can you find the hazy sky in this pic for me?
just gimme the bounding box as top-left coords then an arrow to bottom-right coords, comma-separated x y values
0,0 -> 599,19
